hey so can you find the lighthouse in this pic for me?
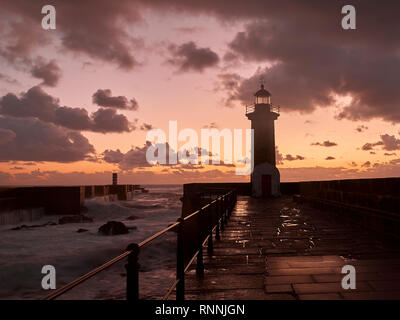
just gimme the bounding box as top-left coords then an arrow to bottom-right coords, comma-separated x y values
246,84 -> 280,197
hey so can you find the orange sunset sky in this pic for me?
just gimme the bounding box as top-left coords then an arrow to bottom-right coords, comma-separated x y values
0,1 -> 399,185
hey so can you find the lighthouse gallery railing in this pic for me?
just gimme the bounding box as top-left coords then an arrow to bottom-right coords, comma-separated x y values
245,104 -> 280,115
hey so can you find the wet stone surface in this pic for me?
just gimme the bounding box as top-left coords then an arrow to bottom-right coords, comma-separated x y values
184,195 -> 400,300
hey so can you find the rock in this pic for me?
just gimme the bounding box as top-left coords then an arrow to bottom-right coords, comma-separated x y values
59,215 -> 93,225
126,215 -> 137,221
77,228 -> 89,233
98,221 -> 129,235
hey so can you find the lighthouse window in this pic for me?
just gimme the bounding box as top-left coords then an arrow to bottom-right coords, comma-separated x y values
256,96 -> 270,104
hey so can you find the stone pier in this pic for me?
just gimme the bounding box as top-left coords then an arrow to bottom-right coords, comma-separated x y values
184,195 -> 400,300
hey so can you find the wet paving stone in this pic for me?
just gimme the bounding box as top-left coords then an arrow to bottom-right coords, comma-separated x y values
185,196 -> 400,300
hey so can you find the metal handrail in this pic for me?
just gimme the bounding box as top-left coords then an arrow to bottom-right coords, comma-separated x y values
43,189 -> 237,300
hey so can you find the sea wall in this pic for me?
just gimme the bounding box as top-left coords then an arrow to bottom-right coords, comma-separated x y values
281,178 -> 400,213
281,178 -> 400,238
0,184 -> 146,225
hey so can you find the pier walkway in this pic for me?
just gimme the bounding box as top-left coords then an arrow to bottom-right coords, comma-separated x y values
185,195 -> 400,300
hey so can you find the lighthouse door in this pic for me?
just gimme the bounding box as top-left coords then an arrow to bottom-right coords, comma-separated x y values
261,175 -> 271,196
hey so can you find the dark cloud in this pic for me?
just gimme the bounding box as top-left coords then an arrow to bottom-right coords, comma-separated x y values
0,117 -> 94,162
284,154 -> 305,161
311,140 -> 338,147
31,59 -> 61,87
0,15 -> 49,65
362,134 -> 400,152
140,123 -> 153,131
103,142 -> 224,170
202,122 -> 218,129
118,142 -> 154,170
362,142 -> 379,151
103,149 -> 125,164
355,125 -> 368,133
0,0 -> 142,69
325,156 -> 335,160
0,127 -> 16,144
167,41 -> 219,72
362,161 -> 371,168
92,89 -> 139,110
384,152 -> 396,156
153,1 -> 400,122
0,86 -> 132,133
380,134 -> 400,151
91,108 -> 131,133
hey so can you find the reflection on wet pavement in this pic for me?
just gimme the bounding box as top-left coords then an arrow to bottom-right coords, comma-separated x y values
184,195 -> 400,300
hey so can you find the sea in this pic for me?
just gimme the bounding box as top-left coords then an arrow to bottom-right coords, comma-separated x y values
0,184 -> 182,300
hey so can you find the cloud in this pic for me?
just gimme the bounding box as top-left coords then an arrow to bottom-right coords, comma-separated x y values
325,156 -> 335,160
91,108 -> 131,133
0,116 -> 94,162
0,0 -> 142,69
0,167 -> 248,186
0,86 -> 132,133
102,149 -> 125,164
202,122 -> 218,129
0,73 -> 19,85
284,154 -> 305,161
380,134 -> 400,151
362,161 -> 371,168
361,134 -> 400,151
140,123 -> 153,131
311,140 -> 338,147
92,89 -> 139,110
144,1 -> 400,122
0,127 -> 16,144
102,142 -> 230,170
167,41 -> 219,72
355,125 -> 368,133
103,141 -> 153,170
361,142 -> 379,151
30,59 -> 61,87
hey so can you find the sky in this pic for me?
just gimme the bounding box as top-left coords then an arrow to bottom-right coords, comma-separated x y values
0,0 -> 400,185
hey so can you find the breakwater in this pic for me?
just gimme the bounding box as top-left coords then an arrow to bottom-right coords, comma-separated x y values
0,184 -> 147,225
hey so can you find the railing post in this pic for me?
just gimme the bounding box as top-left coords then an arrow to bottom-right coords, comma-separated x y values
229,193 -> 233,217
125,243 -> 140,301
176,218 -> 185,301
207,204 -> 213,254
196,209 -> 204,276
220,196 -> 225,231
215,200 -> 220,240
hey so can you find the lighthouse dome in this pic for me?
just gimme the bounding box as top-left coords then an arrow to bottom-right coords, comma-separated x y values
254,84 -> 271,97
254,84 -> 271,104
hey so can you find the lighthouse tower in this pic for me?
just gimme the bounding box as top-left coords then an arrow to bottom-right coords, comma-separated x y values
246,84 -> 280,197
